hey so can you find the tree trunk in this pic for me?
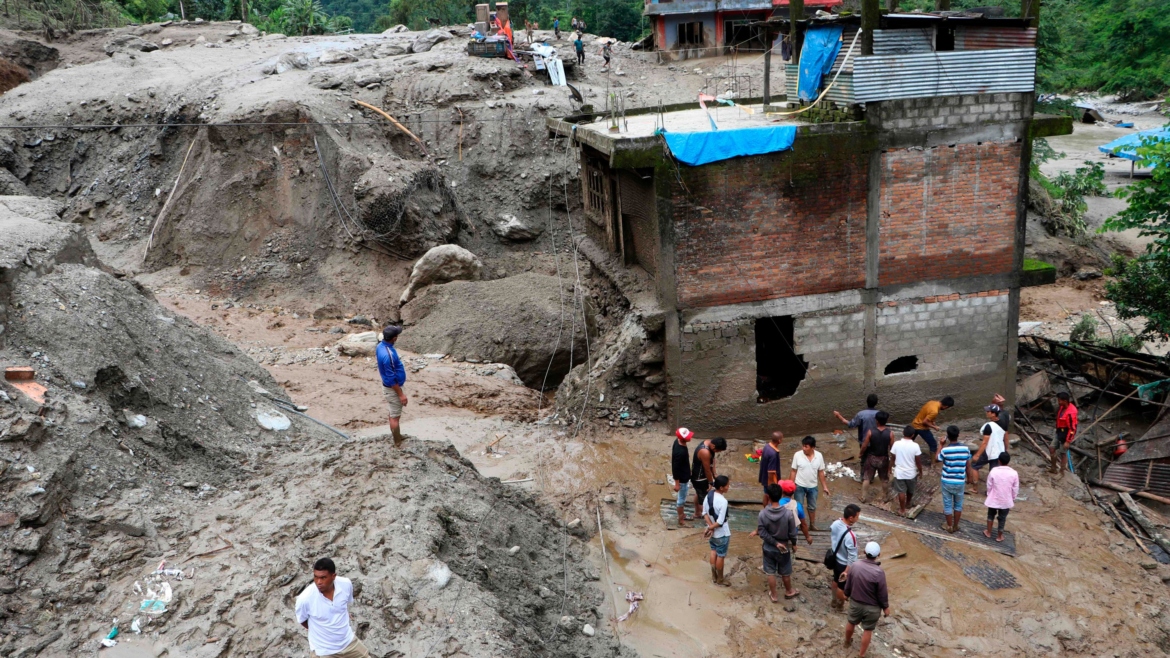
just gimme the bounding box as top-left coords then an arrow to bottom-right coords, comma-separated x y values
1118,492 -> 1170,556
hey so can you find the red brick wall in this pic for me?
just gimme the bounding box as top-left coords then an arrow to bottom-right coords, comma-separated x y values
879,141 -> 1020,286
671,149 -> 868,309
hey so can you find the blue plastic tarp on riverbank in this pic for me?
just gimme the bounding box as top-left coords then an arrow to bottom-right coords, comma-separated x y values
663,125 -> 797,166
1098,127 -> 1170,162
798,25 -> 843,102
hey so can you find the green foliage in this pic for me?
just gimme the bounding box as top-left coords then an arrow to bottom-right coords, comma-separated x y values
385,0 -> 471,32
1054,161 -> 1106,199
1034,161 -> 1103,239
1023,258 -> 1056,273
1103,136 -> 1170,340
1068,311 -> 1145,351
1032,137 -> 1061,168
1070,314 -> 1097,343
1038,0 -> 1170,99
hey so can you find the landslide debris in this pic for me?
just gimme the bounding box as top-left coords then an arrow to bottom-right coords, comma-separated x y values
0,200 -> 625,657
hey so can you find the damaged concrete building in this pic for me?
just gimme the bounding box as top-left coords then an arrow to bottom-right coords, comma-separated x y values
551,5 -> 1072,434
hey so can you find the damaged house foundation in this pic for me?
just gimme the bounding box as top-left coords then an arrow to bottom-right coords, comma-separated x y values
551,2 -> 1072,435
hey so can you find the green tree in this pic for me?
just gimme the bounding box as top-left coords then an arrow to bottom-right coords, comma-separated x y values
1103,134 -> 1170,339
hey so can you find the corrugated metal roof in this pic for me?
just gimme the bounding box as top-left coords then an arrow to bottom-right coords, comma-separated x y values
1102,461 -> 1170,499
851,48 -> 1035,102
829,27 -> 860,73
872,28 -> 934,55
1117,407 -> 1170,464
954,26 -> 1036,50
785,64 -> 856,103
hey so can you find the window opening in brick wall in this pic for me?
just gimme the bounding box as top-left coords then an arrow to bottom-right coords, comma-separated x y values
678,22 -> 704,46
756,316 -> 808,402
884,355 -> 919,376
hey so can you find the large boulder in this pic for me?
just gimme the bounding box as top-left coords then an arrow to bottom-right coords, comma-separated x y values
400,244 -> 483,305
409,29 -> 452,53
354,160 -> 461,257
399,273 -> 594,388
260,51 -> 311,75
492,214 -> 543,242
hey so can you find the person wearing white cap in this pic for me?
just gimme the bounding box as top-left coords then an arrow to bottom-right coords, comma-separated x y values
843,541 -> 889,658
671,428 -> 695,526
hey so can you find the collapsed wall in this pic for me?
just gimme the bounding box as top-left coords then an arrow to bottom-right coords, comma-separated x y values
0,198 -> 626,657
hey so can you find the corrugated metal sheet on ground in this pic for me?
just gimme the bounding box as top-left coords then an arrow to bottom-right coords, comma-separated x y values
954,26 -> 1036,50
1117,407 -> 1170,463
917,534 -> 1020,589
851,48 -> 1036,102
872,28 -> 934,55
785,64 -> 856,104
1102,461 -> 1170,499
838,498 -> 1018,556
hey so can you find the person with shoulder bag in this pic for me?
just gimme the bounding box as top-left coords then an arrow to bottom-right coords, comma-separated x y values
825,504 -> 860,611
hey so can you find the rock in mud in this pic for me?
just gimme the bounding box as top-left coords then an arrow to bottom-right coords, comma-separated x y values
374,44 -> 407,57
103,34 -> 159,55
260,51 -> 311,75
492,214 -> 543,242
319,49 -> 357,64
399,244 -> 483,305
335,331 -> 379,357
410,29 -> 453,53
353,162 -> 461,257
399,273 -> 594,388
383,24 -> 409,33
0,168 -> 29,196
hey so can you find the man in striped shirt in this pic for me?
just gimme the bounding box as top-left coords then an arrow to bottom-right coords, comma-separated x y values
937,425 -> 972,534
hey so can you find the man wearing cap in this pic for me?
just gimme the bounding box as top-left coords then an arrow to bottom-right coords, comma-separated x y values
970,404 -> 1007,479
777,480 -> 813,545
758,431 -> 784,506
843,542 -> 889,658
671,428 -> 694,526
376,325 -> 408,445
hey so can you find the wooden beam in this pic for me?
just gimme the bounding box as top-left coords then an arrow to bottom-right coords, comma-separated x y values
860,0 -> 879,55
1118,492 -> 1170,556
790,0 -> 805,62
1089,479 -> 1170,507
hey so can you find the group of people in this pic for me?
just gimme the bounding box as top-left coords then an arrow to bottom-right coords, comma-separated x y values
668,390 -> 1044,656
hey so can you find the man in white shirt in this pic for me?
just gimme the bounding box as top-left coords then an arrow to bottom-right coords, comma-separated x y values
970,404 -> 1007,483
295,558 -> 370,658
703,475 -> 733,587
889,426 -> 924,517
789,436 -> 831,531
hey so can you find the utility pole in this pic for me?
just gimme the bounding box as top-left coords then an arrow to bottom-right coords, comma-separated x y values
861,0 -> 878,56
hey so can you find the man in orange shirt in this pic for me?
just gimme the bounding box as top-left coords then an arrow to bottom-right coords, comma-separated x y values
1049,391 -> 1078,473
910,396 -> 953,467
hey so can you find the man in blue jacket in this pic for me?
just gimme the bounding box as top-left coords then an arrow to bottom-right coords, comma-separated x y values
376,325 -> 408,445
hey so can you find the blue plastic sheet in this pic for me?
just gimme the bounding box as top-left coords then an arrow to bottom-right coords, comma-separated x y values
1098,127 -> 1170,162
798,25 -> 843,102
663,125 -> 797,166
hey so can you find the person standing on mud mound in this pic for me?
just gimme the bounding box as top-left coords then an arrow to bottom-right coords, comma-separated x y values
758,431 -> 784,506
828,504 -> 860,611
553,17 -> 560,39
834,393 -> 880,446
691,436 -> 727,520
671,427 -> 694,526
984,452 -> 1018,542
574,35 -> 585,66
889,426 -> 923,517
910,395 -> 953,466
754,483 -> 800,602
295,558 -> 371,658
858,411 -> 892,504
1049,391 -> 1078,473
376,325 -> 408,445
789,436 -> 830,531
843,542 -> 889,658
703,474 -> 732,586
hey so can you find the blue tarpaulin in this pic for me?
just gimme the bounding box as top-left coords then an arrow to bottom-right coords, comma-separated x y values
798,25 -> 843,102
663,125 -> 797,166
1098,127 -> 1170,162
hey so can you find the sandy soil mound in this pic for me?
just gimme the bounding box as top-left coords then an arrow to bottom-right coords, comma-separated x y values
0,200 -> 624,657
400,272 -> 594,388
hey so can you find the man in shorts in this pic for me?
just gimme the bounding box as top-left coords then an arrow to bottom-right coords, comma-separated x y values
756,483 -> 799,602
691,436 -> 727,520
889,426 -> 923,516
910,395 -> 953,465
828,504 -> 860,610
758,431 -> 783,506
375,325 -> 407,445
843,542 -> 889,658
858,411 -> 892,504
1049,391 -> 1078,473
938,425 -> 971,533
702,475 -> 732,586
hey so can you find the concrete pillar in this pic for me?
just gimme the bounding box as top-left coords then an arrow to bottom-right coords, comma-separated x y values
790,0 -> 804,62
861,0 -> 879,55
475,3 -> 489,23
494,2 -> 509,26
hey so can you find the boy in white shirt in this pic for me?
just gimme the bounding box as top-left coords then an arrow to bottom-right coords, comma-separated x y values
889,426 -> 924,517
703,475 -> 733,587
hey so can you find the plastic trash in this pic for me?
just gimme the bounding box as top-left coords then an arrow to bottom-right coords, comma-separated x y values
107,624 -> 118,640
256,409 -> 291,431
131,618 -> 142,634
100,639 -> 117,648
139,600 -> 168,616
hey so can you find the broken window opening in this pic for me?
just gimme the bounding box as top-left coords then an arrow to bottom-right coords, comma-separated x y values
884,355 -> 919,375
756,316 -> 808,403
678,22 -> 704,47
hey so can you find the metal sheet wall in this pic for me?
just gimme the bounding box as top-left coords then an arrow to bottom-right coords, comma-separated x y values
954,26 -> 1037,50
851,48 -> 1036,102
872,28 -> 934,55
785,64 -> 856,104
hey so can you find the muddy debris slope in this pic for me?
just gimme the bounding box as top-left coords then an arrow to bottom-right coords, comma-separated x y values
0,199 -> 625,658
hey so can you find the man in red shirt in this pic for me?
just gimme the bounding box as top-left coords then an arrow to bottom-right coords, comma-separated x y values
1049,391 -> 1077,473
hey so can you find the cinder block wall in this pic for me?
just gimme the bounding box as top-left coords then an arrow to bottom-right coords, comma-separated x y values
870,93 -> 1031,131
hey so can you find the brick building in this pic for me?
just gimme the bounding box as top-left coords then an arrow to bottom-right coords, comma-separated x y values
550,8 -> 1071,434
644,0 -> 841,61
